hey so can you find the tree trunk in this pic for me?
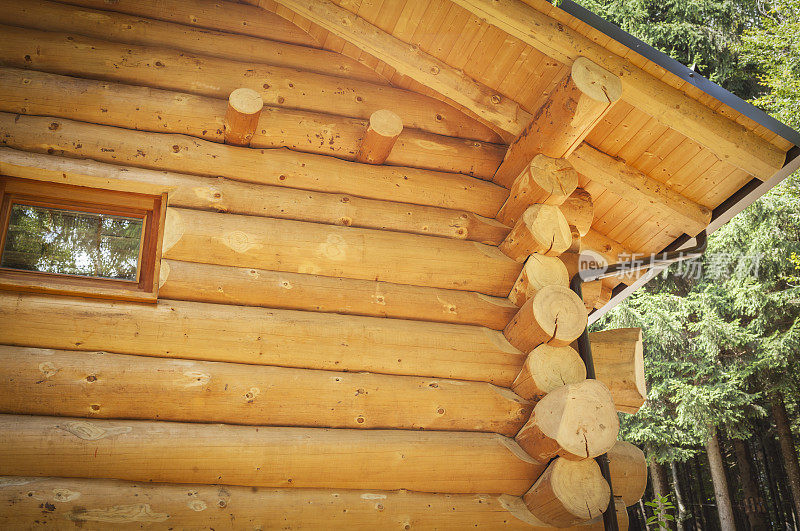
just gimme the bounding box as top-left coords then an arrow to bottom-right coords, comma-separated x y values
639,498 -> 649,529
706,428 -> 737,530
647,450 -> 672,525
771,393 -> 800,525
756,432 -> 784,529
693,455 -> 713,530
733,438 -> 768,530
671,461 -> 688,529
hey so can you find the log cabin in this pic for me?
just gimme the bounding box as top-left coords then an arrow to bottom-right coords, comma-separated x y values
0,0 -> 797,528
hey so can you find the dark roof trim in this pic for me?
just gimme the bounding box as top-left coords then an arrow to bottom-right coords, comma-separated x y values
589,147 -> 800,325
555,0 -> 800,148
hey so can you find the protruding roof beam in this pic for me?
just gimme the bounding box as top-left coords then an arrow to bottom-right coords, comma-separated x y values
274,0 -> 533,137
450,0 -> 786,179
493,57 -> 622,188
568,143 -> 712,236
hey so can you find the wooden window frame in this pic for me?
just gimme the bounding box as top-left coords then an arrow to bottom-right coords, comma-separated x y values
0,176 -> 167,302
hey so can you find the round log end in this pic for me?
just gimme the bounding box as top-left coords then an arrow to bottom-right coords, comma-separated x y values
512,344 -> 587,400
528,155 -> 579,203
531,379 -> 619,460
368,109 -> 403,138
228,88 -> 264,115
571,57 -> 623,104
607,440 -> 647,506
523,457 -> 610,527
532,285 -> 586,346
509,254 -> 569,306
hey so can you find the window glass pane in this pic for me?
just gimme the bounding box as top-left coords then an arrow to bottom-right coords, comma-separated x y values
1,204 -> 143,281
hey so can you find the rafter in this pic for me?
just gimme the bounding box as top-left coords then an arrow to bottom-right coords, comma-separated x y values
274,0 -> 533,137
568,143 -> 712,236
449,0 -> 786,180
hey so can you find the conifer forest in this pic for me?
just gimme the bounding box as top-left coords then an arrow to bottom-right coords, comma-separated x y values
574,1 -> 800,528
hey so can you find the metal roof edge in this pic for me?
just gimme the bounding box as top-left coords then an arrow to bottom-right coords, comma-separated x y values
554,0 -> 800,148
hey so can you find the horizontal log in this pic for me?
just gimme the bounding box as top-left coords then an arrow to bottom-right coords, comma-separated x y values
569,143 -> 712,236
160,259 -> 518,329
0,24 -> 500,142
0,67 -> 504,177
60,0 -> 320,46
162,207 -> 521,296
0,293 -> 525,385
0,476 -> 561,529
508,254 -> 569,307
499,205 -> 572,261
0,345 -> 531,435
560,188 -> 594,237
504,285 -> 587,352
0,113 -> 507,218
589,328 -> 647,414
0,415 -> 545,494
607,441 -> 648,507
0,0 -> 385,83
0,148 -> 509,246
511,344 -> 586,401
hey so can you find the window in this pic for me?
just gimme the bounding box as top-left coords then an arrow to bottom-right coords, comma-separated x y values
0,177 -> 166,302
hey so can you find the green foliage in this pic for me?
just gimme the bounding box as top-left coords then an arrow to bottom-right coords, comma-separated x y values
645,495 -> 676,529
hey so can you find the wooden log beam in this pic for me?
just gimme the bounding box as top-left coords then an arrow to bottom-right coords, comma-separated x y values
499,205 -> 572,261
0,414 -> 544,494
497,155 -> 578,227
0,476 -> 564,529
607,441 -> 648,507
224,88 -> 264,146
0,113 -> 508,218
560,188 -> 594,237
0,0 -> 388,84
504,285 -> 586,352
449,0 -> 787,179
493,57 -> 622,188
0,147 -> 509,245
0,67 -> 505,177
511,344 -> 586,401
59,0 -> 319,46
161,207 -> 520,296
0,24 -> 500,143
273,0 -> 533,136
159,259 -> 519,329
0,346 -> 531,435
508,254 -> 569,307
589,328 -> 647,414
515,380 -> 619,462
523,457 -> 610,527
355,109 -> 402,164
568,143 -> 712,236
0,293 -> 525,385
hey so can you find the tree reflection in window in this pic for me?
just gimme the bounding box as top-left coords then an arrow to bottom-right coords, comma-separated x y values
1,204 -> 143,281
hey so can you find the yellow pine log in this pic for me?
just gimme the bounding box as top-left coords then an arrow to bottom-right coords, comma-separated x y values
499,205 -> 573,261
224,88 -> 264,146
0,415 -> 545,494
0,345 -> 531,435
504,285 -> 587,352
580,280 -> 605,313
607,441 -> 648,507
515,380 -> 619,462
59,0 -> 320,46
0,147 -> 510,245
523,457 -> 611,527
159,260 -> 518,329
0,67 -> 505,177
0,0 -> 386,83
494,57 -> 622,187
511,344 -> 587,401
560,188 -> 594,237
0,293 -> 525,385
0,24 -> 499,142
589,328 -> 647,414
0,113 -> 508,218
161,207 -> 520,296
497,155 -> 579,227
355,109 -> 403,164
576,497 -> 629,530
569,143 -> 712,236
0,476 -> 568,530
508,254 -> 569,307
